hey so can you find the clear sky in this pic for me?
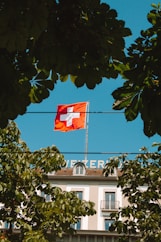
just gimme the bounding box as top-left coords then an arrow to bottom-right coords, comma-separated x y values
16,0 -> 160,167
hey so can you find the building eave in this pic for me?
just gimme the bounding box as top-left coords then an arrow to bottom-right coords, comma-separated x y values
47,175 -> 118,182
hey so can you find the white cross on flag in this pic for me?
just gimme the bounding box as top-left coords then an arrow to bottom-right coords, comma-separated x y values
54,102 -> 88,132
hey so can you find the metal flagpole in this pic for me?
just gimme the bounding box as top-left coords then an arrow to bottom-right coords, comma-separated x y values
84,102 -> 89,161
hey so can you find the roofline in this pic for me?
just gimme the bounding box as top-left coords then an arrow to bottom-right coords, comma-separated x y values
47,175 -> 118,181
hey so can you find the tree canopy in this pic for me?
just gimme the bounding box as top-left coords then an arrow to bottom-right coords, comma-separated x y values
0,0 -> 161,137
103,143 -> 161,242
0,0 -> 131,127
0,121 -> 96,242
112,3 -> 161,137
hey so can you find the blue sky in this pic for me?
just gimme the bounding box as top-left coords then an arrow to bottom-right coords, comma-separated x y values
16,0 -> 160,166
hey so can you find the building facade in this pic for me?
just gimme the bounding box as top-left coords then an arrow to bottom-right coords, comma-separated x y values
48,162 -> 136,242
0,162 -> 137,242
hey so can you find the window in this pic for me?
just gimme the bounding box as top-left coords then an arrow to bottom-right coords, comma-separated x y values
105,192 -> 116,209
73,162 -> 86,175
75,191 -> 83,200
71,218 -> 81,230
104,219 -> 114,231
45,194 -> 51,202
4,222 -> 9,229
75,218 -> 81,230
4,222 -> 14,229
41,191 -> 51,202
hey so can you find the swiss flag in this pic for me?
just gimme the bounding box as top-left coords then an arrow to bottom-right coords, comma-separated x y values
54,102 -> 88,132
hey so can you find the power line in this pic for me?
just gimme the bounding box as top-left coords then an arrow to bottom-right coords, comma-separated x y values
0,151 -> 158,155
26,111 -> 124,114
59,151 -> 144,155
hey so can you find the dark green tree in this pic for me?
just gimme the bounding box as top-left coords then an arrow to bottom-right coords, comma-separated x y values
0,1 -> 161,137
0,0 -> 131,128
103,143 -> 161,242
112,3 -> 161,137
0,121 -> 96,242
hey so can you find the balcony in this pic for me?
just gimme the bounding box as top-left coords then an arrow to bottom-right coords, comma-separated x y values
100,200 -> 119,211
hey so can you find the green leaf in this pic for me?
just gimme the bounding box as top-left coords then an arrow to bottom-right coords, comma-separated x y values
70,75 -> 77,83
60,75 -> 69,82
125,95 -> 139,121
147,12 -> 157,25
36,71 -> 49,80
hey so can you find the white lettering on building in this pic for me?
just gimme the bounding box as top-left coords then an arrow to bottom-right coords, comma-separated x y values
90,160 -> 96,168
98,160 -> 105,169
64,159 -> 109,168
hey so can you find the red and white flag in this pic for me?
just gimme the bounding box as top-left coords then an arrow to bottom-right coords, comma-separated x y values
54,102 -> 88,132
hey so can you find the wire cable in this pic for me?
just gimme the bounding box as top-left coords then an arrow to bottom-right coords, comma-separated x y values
26,111 -> 124,114
0,151 -> 159,155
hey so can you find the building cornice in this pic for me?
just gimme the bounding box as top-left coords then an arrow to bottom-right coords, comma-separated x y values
47,174 -> 118,182
75,230 -> 140,238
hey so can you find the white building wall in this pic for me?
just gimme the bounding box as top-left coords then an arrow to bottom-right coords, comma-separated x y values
66,184 -> 90,230
97,185 -> 122,230
50,181 -> 122,231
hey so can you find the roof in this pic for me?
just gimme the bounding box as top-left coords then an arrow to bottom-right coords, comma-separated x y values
55,168 -> 103,176
48,167 -> 119,181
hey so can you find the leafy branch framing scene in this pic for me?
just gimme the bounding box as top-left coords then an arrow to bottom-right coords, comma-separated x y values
0,122 -> 96,242
103,144 -> 161,242
0,1 -> 161,242
0,0 -> 161,137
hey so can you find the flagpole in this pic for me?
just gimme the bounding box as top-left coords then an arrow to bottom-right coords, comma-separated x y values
84,102 -> 89,161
